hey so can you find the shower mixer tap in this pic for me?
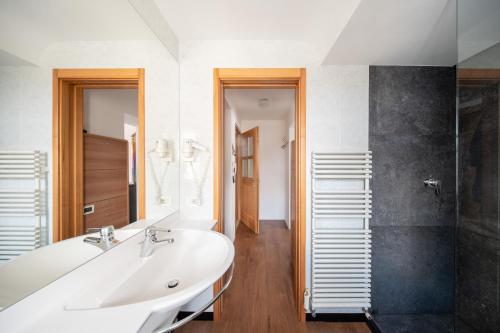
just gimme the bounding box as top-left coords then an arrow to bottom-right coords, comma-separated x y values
424,176 -> 441,196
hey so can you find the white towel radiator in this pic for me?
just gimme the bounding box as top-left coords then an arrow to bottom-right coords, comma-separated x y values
0,151 -> 47,262
310,151 -> 372,313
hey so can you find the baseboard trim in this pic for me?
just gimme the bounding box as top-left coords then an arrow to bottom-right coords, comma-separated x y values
259,219 -> 286,223
305,313 -> 382,333
176,311 -> 382,330
176,311 -> 214,321
366,316 -> 383,333
306,313 -> 366,322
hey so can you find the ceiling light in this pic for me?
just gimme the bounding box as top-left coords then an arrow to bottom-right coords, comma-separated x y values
258,98 -> 269,108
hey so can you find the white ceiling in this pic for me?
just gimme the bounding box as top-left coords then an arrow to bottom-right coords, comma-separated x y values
457,0 -> 500,63
0,49 -> 33,66
153,0 -> 361,46
0,0 -> 157,65
1,0 -> 496,67
225,89 -> 295,121
323,0 -> 457,66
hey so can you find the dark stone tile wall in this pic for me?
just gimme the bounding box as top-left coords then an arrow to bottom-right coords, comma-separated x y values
456,84 -> 500,333
374,314 -> 454,333
369,66 -> 456,317
370,66 -> 456,228
371,226 -> 454,314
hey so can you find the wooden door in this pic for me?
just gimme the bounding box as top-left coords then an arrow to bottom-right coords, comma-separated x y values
290,140 -> 297,296
240,127 -> 259,234
84,134 -> 129,231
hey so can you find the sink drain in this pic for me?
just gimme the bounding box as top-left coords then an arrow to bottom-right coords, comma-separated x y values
166,279 -> 180,289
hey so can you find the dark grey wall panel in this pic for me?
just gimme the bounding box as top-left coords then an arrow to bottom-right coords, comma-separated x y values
370,66 -> 456,228
372,226 -> 454,313
369,66 -> 455,138
370,133 -> 455,227
369,66 -> 456,315
374,314 -> 454,333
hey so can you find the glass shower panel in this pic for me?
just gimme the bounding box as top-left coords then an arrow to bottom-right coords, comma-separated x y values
457,1 -> 500,332
456,67 -> 500,333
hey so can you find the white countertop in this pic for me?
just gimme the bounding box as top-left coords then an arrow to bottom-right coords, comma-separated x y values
0,212 -> 217,311
0,211 -> 223,333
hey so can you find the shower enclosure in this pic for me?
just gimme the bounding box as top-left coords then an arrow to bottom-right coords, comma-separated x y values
456,54 -> 500,333
455,0 -> 499,331
455,3 -> 500,328
370,1 -> 499,332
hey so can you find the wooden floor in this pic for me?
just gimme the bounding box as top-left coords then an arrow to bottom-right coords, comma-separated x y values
177,221 -> 371,333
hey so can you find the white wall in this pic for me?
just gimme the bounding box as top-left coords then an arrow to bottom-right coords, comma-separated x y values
178,40 -> 369,309
223,103 -> 240,241
124,116 -> 139,185
285,105 -> 296,229
284,141 -> 290,228
241,119 -> 287,220
83,88 -> 138,140
0,40 -> 180,242
0,38 -> 368,313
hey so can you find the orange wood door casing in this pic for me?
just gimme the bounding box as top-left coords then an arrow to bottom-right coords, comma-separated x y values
240,127 -> 259,234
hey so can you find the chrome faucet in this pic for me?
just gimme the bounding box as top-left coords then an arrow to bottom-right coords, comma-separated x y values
140,227 -> 174,258
83,225 -> 117,250
424,176 -> 441,196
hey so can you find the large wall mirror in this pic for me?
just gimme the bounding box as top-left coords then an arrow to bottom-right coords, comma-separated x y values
0,1 -> 180,311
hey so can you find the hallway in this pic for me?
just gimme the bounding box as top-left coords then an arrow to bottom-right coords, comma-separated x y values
177,221 -> 371,333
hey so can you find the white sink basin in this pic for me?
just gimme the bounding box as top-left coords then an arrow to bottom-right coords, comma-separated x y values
0,229 -> 140,310
65,228 -> 234,313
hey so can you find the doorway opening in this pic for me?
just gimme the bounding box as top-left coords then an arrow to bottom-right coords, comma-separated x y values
226,88 -> 295,236
213,68 -> 306,321
52,68 -> 145,242
83,88 -> 139,229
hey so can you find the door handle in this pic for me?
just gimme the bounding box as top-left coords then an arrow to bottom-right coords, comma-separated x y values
83,204 -> 95,215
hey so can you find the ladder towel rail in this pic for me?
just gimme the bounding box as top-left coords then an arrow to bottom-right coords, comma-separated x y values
310,151 -> 372,313
0,151 -> 47,262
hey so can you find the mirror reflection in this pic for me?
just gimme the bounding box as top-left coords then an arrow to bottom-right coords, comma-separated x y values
83,89 -> 140,230
0,1 -> 180,311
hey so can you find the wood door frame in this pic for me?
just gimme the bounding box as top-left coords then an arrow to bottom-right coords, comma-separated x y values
213,68 -> 307,321
52,68 -> 145,242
